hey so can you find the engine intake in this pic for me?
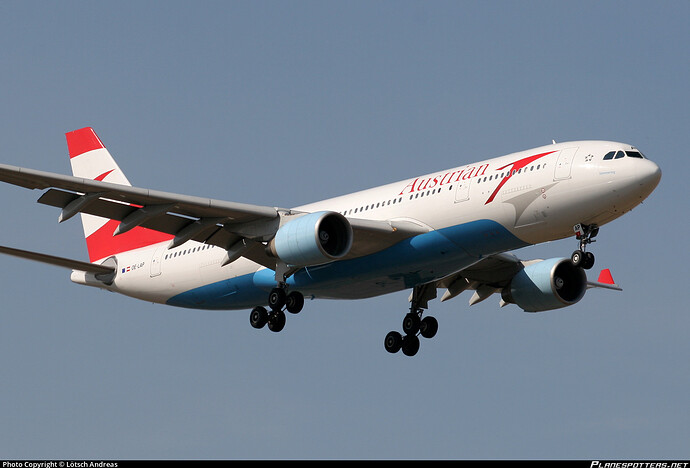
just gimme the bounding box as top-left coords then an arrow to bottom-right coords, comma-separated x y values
269,211 -> 353,266
502,257 -> 587,312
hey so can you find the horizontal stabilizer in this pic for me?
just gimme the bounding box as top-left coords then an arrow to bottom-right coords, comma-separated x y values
0,245 -> 115,274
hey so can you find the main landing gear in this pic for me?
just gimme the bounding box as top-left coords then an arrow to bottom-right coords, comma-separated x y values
384,283 -> 439,357
250,286 -> 305,333
571,223 -> 598,270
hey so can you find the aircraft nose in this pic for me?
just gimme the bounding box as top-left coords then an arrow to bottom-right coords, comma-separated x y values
637,158 -> 662,195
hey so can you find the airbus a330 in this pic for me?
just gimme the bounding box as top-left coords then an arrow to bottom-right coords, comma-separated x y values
0,128 -> 661,356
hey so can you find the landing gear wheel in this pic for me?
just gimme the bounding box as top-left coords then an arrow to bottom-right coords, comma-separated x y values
268,288 -> 286,311
402,312 -> 421,335
401,334 -> 420,357
249,306 -> 268,329
267,310 -> 286,332
571,249 -> 584,267
419,316 -> 438,339
573,223 -> 599,269
384,331 -> 403,354
285,291 -> 304,314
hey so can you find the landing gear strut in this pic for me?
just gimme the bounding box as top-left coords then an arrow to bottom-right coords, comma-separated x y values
384,283 -> 439,357
571,223 -> 598,270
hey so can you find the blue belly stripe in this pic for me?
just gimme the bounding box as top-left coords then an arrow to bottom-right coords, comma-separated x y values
166,219 -> 528,310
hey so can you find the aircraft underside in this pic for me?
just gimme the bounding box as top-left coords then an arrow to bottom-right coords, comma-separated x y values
165,219 -> 530,309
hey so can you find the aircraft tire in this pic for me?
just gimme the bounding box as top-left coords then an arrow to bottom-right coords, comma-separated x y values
285,291 -> 304,314
571,250 -> 584,267
268,288 -> 286,311
384,331 -> 403,354
267,310 -> 286,332
420,316 -> 438,339
402,312 -> 421,335
401,334 -> 420,357
250,306 -> 268,329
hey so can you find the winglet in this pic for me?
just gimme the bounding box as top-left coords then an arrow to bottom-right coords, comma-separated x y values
597,268 -> 615,285
66,127 -> 105,158
587,268 -> 622,291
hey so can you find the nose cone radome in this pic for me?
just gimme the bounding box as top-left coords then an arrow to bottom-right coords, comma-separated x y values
637,158 -> 662,199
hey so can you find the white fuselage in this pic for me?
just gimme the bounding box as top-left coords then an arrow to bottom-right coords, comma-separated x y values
73,140 -> 660,309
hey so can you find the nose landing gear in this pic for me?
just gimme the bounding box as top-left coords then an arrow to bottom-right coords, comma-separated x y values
571,223 -> 598,270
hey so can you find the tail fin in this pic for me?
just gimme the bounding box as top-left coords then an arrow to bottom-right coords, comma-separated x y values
66,127 -> 172,262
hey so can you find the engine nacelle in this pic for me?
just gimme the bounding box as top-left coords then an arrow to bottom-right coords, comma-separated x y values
269,211 -> 353,266
502,257 -> 587,312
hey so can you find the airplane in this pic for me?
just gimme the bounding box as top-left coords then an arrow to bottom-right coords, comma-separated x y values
0,127 -> 661,356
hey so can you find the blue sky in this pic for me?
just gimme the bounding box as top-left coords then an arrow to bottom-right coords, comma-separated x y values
0,0 -> 687,460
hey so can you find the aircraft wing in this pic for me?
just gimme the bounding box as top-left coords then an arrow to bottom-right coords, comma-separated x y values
435,253 -> 525,305
434,253 -> 621,306
0,164 -> 425,268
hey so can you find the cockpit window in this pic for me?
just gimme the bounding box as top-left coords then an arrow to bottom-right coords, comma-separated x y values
604,150 -> 646,160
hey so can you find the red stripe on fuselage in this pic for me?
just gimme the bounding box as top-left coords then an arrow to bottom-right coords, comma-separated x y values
484,151 -> 556,205
66,127 -> 105,158
86,219 -> 173,262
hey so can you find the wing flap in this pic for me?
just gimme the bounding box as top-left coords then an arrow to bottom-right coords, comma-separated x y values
436,253 -> 523,303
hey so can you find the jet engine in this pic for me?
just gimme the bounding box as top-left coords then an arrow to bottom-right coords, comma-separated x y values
269,211 -> 353,266
501,257 -> 587,312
